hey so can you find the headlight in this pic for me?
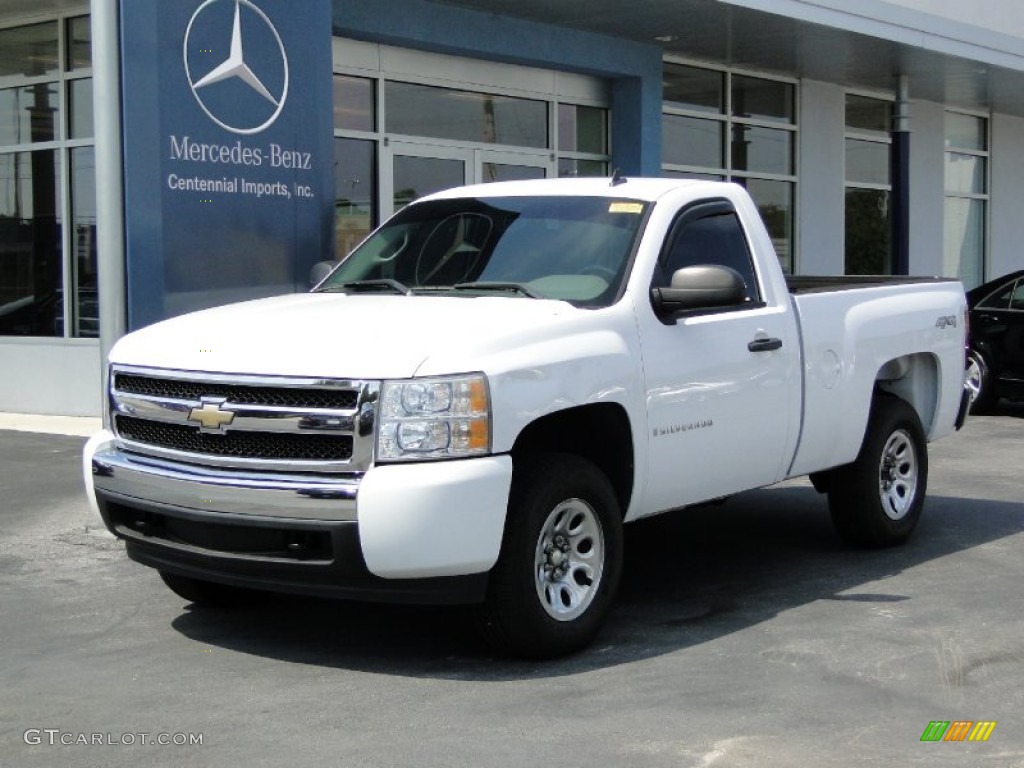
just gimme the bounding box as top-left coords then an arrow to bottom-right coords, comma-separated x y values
377,374 -> 491,461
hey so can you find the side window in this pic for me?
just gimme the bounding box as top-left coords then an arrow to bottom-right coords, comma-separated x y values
978,281 -> 1016,310
1011,281 -> 1024,311
655,210 -> 760,303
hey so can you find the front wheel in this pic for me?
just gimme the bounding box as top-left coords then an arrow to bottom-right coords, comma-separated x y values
828,394 -> 928,548
966,350 -> 996,414
477,454 -> 623,659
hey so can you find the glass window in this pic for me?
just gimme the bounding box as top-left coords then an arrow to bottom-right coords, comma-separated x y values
67,16 -> 91,71
844,188 -> 890,275
943,111 -> 988,289
978,281 -> 1016,310
557,158 -> 606,178
334,137 -> 376,260
943,197 -> 985,288
0,84 -> 61,146
392,155 -> 466,211
945,152 -> 985,195
731,75 -> 793,123
70,147 -> 97,337
845,95 -> 891,137
321,196 -> 648,307
68,78 -> 93,139
385,81 -> 548,148
0,22 -> 59,79
662,114 -> 723,168
662,65 -> 797,269
731,125 -> 792,175
663,63 -> 723,113
333,75 -> 374,132
845,138 -> 890,186
945,112 -> 986,152
738,177 -> 793,273
0,150 -> 63,336
482,162 -> 545,183
662,169 -> 723,181
558,104 -> 607,154
658,211 -> 760,302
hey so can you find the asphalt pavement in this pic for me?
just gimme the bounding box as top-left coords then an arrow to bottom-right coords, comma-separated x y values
1,406 -> 1022,767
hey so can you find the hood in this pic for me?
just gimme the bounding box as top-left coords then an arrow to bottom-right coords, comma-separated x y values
110,292 -> 576,380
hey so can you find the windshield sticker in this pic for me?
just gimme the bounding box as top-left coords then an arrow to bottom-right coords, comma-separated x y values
609,202 -> 644,214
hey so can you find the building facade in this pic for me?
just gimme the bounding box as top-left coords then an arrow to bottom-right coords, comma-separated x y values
2,0 -> 1023,415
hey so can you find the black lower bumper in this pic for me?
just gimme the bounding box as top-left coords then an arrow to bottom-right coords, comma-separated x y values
97,491 -> 488,605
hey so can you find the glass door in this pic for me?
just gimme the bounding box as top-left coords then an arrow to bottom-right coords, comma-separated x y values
383,142 -> 473,218
382,143 -> 553,219
477,149 -> 551,183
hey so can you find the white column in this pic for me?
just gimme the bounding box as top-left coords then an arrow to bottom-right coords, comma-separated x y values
90,0 -> 127,409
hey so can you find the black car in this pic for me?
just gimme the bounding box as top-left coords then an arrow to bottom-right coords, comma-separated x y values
966,269 -> 1024,412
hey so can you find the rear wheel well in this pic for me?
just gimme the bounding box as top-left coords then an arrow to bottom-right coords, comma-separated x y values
510,403 -> 634,516
874,353 -> 939,436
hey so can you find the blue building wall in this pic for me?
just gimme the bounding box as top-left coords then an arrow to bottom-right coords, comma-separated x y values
332,0 -> 663,176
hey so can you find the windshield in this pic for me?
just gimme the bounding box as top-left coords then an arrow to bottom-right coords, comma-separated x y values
317,196 -> 649,307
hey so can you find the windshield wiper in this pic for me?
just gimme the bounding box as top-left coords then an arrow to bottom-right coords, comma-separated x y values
452,282 -> 543,299
318,279 -> 412,296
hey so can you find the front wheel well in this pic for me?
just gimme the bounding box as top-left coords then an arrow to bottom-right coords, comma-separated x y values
510,403 -> 634,516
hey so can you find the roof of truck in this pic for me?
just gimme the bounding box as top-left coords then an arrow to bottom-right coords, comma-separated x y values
421,176 -> 737,204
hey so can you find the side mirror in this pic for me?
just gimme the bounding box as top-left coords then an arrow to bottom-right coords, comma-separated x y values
650,264 -> 747,319
309,260 -> 336,289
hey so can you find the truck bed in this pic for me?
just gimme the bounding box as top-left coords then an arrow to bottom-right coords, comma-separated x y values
786,275 -> 959,294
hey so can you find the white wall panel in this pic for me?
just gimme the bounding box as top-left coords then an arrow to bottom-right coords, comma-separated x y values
797,79 -> 845,275
990,113 -> 1024,279
0,341 -> 101,416
908,99 -> 945,276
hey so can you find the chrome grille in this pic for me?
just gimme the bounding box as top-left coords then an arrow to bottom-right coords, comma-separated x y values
116,416 -> 354,462
109,366 -> 377,472
114,373 -> 358,410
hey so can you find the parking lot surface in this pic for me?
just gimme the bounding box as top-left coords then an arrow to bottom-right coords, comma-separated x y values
1,407 -> 1022,767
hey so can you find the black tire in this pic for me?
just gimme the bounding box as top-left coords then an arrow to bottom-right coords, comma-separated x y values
966,349 -> 996,414
159,571 -> 265,608
828,394 -> 928,548
478,454 -> 623,659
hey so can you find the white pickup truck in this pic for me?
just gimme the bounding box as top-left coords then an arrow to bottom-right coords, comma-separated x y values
84,178 -> 970,658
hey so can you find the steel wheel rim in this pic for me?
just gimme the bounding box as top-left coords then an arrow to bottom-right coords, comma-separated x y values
965,356 -> 983,403
878,429 -> 918,520
534,498 -> 605,622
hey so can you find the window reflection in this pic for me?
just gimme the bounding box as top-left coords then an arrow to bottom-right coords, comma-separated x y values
0,84 -> 61,146
0,150 -> 63,336
844,188 -> 890,275
0,22 -> 59,79
69,79 -> 94,139
71,147 -> 97,337
386,82 -> 548,148
334,138 -> 376,259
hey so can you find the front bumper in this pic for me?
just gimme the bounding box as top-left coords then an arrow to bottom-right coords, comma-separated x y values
85,431 -> 513,604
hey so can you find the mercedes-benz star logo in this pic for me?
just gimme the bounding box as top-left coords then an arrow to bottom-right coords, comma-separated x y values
183,0 -> 289,135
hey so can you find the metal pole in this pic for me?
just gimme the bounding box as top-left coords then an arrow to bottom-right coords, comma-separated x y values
891,74 -> 911,275
91,0 -> 127,408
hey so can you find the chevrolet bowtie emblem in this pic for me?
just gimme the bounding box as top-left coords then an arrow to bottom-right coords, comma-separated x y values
188,399 -> 236,432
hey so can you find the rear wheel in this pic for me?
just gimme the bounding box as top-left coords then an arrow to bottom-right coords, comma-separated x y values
478,454 -> 623,659
159,571 -> 265,608
828,394 -> 928,548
